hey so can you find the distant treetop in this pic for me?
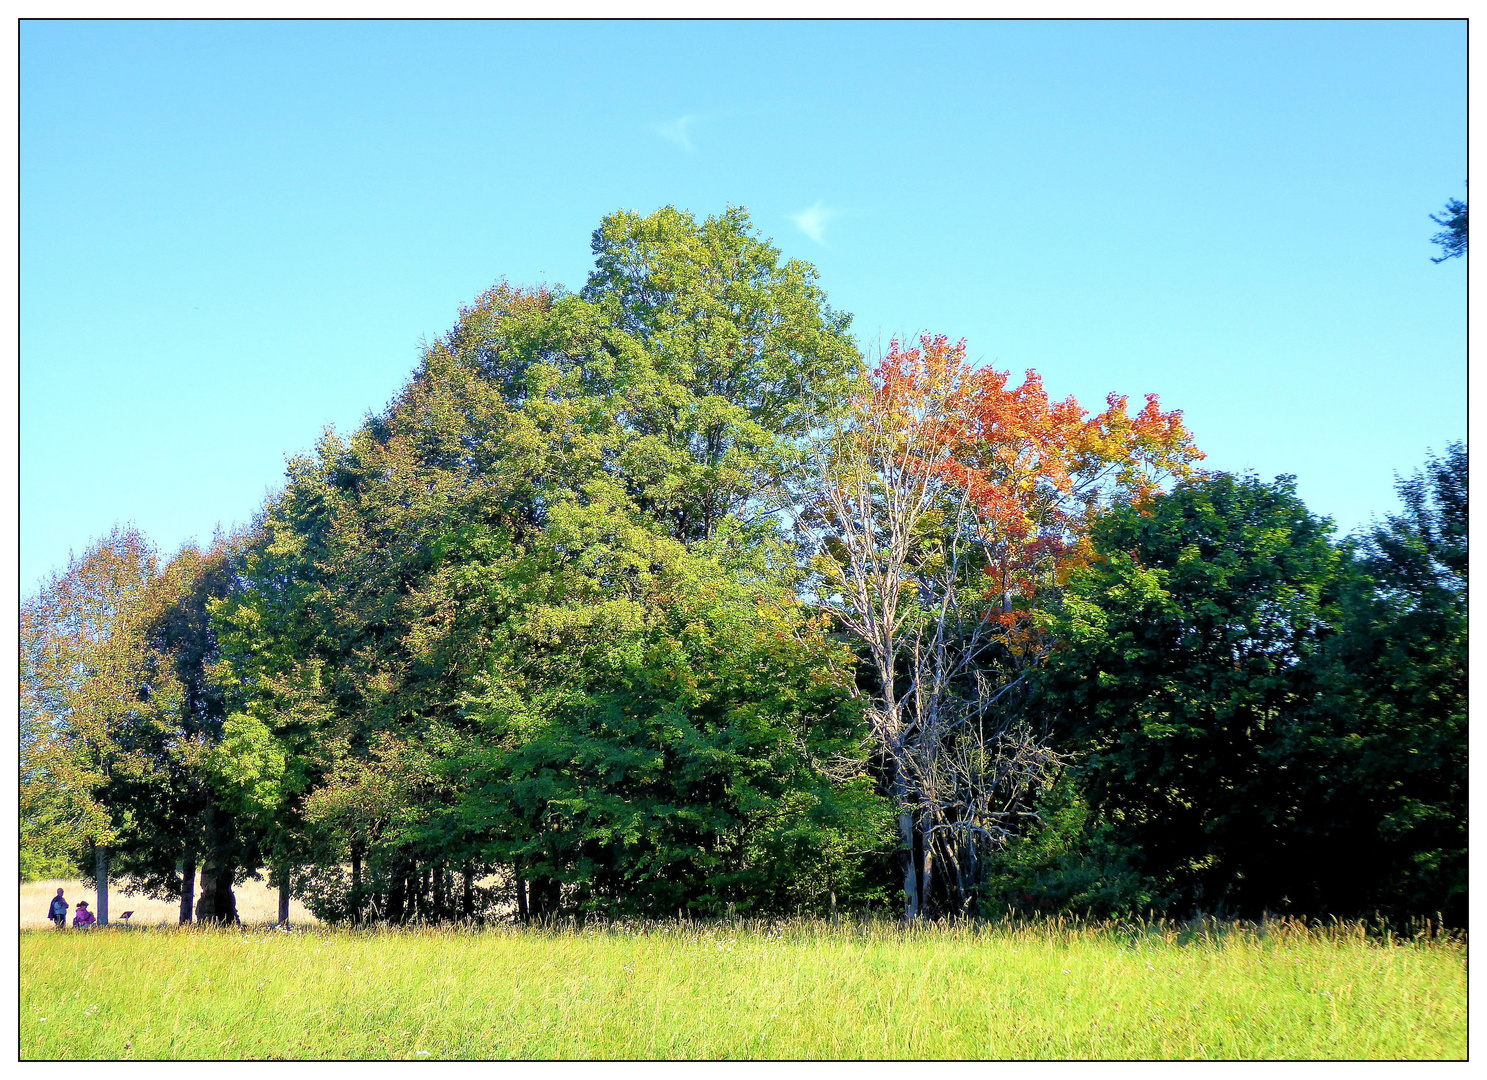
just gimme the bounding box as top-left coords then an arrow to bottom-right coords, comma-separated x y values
1430,190 -> 1467,263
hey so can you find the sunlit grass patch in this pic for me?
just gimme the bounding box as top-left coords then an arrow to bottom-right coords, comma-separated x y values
21,916 -> 1466,1060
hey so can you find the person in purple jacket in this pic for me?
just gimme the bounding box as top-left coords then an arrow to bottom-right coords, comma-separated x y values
47,888 -> 69,928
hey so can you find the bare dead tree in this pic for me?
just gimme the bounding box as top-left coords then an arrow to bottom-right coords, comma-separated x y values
800,333 -> 1201,920
802,381 -> 1064,919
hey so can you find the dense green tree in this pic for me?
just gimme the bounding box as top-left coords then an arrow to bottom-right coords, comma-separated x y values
115,538 -> 251,923
1289,444 -> 1467,923
20,529 -> 254,920
440,503 -> 891,917
1035,461 -> 1467,923
209,207 -> 889,922
977,773 -> 1160,918
1036,474 -> 1346,917
19,528 -> 183,922
583,205 -> 860,541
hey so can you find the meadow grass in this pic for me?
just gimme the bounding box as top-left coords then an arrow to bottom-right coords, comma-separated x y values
20,916 -> 1466,1060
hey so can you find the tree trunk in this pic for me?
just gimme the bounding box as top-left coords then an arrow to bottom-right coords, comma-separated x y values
195,853 -> 237,924
194,809 -> 238,925
220,865 -> 239,924
894,769 -> 919,921
960,838 -> 977,917
945,839 -> 969,917
388,864 -> 407,924
195,864 -> 214,922
515,868 -> 529,922
529,875 -> 560,919
921,820 -> 935,920
462,864 -> 474,920
351,847 -> 363,924
178,849 -> 196,924
278,861 -> 291,926
433,862 -> 446,921
95,847 -> 110,927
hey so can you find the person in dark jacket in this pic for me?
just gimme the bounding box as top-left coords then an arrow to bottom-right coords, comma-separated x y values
47,888 -> 68,928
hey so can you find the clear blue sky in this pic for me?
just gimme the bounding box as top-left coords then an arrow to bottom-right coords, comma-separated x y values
20,19 -> 1466,594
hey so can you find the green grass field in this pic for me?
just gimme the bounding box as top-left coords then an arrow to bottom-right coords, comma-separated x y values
20,918 -> 1466,1060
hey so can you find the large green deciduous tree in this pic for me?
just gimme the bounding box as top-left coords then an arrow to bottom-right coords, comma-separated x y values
584,205 -> 860,541
119,537 -> 249,924
1036,461 -> 1467,923
440,502 -> 888,917
210,207 -> 891,922
1292,443 -> 1467,924
21,528 -> 165,868
1036,474 -> 1346,917
21,527 -> 251,922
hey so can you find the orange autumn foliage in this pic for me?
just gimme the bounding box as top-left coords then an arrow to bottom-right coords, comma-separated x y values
866,333 -> 1203,629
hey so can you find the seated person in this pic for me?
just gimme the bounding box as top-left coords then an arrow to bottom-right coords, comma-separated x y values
73,901 -> 96,928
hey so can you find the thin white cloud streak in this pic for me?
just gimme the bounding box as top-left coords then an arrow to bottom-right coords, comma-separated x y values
651,115 -> 696,149
791,201 -> 839,245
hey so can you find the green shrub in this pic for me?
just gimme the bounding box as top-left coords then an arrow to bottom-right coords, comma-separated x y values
980,775 -> 1161,918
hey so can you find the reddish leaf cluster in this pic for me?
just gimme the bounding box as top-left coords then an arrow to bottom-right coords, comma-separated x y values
868,333 -> 1203,623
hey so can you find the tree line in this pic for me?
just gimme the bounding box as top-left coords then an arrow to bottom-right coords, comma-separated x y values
20,207 -> 1466,927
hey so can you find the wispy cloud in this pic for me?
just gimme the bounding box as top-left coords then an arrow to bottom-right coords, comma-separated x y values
791,201 -> 839,245
651,115 -> 696,150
